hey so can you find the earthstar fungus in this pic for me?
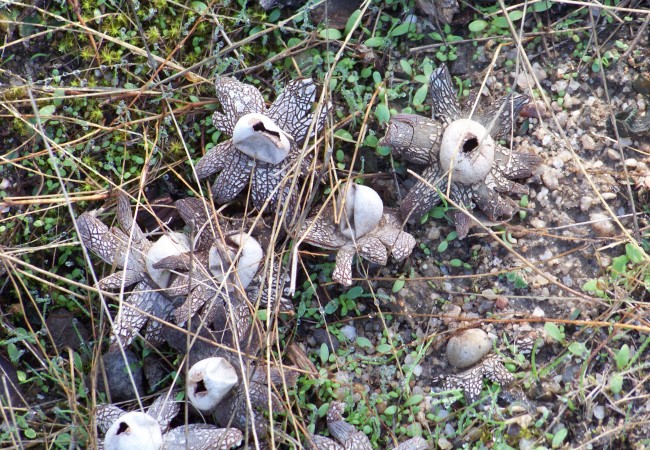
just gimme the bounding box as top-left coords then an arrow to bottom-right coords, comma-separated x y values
97,393 -> 243,450
195,76 -> 328,220
309,401 -> 429,450
301,182 -> 416,286
380,65 -> 541,238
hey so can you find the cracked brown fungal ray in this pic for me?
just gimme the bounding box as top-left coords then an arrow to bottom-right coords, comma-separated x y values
78,194 -> 172,349
309,402 -> 429,450
195,76 -> 328,221
301,183 -> 416,286
155,197 -> 291,324
96,391 -> 243,450
380,65 -> 541,238
433,331 -> 539,403
435,354 -> 514,403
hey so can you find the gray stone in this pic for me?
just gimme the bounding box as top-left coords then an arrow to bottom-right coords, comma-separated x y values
99,349 -> 144,402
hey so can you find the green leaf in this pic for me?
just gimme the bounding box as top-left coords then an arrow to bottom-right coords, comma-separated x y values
38,104 -> 56,118
320,343 -> 329,364
392,276 -> 405,293
7,343 -> 22,364
190,1 -> 208,12
610,372 -> 623,394
375,103 -> 390,124
319,28 -> 342,40
404,394 -> 423,407
519,195 -> 529,207
376,343 -> 393,353
364,36 -> 386,47
383,405 -> 397,415
568,342 -> 588,358
552,427 -> 568,448
509,10 -> 523,21
344,10 -> 362,36
356,336 -> 373,349
492,16 -> 509,28
376,146 -> 391,156
582,279 -> 598,292
611,255 -> 629,274
468,20 -> 488,33
412,84 -> 428,106
24,428 -> 36,439
334,129 -> 355,142
431,208 -> 445,219
437,240 -> 448,253
267,8 -> 281,22
544,322 -> 565,342
449,259 -> 462,267
318,403 -> 330,417
626,243 -> 645,264
364,135 -> 378,148
346,286 -> 364,300
532,1 -> 552,12
390,21 -> 413,37
616,344 -> 630,371
592,61 -> 601,73
399,59 -> 412,77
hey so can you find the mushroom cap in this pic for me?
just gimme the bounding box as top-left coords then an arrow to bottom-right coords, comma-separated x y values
187,357 -> 239,412
446,328 -> 493,369
103,411 -> 163,450
208,233 -> 263,290
232,113 -> 291,165
339,183 -> 383,240
439,118 -> 495,185
145,232 -> 191,288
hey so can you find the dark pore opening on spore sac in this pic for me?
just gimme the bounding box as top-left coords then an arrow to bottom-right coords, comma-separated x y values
463,136 -> 479,153
117,422 -> 129,434
252,121 -> 280,138
195,379 -> 207,395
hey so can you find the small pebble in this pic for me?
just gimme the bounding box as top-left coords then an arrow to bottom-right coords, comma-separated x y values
438,437 -> 453,450
580,196 -> 593,211
567,79 -> 581,94
441,305 -> 462,325
519,438 -> 536,450
481,289 -> 497,300
580,134 -> 596,151
555,111 -> 568,128
606,148 -> 621,160
624,158 -> 638,168
593,404 -> 605,420
446,329 -> 492,369
590,212 -> 616,237
495,296 -> 509,309
541,169 -> 559,190
530,218 -> 546,229
532,307 -> 545,317
340,325 -> 357,341
427,226 -> 441,241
